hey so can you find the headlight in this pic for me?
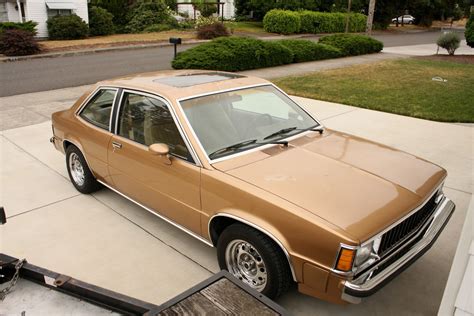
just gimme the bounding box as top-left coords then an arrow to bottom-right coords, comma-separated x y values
354,236 -> 382,268
354,242 -> 372,267
335,236 -> 382,273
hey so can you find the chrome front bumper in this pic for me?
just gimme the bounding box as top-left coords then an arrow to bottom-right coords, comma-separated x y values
342,196 -> 455,303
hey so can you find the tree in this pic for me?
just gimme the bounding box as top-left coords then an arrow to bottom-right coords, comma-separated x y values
466,13 -> 474,48
90,0 -> 129,27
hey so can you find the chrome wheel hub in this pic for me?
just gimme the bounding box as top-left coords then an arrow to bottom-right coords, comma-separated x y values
225,239 -> 267,291
69,152 -> 85,186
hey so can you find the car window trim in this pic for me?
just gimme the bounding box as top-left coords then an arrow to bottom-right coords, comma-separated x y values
113,88 -> 200,166
176,83 -> 324,165
76,86 -> 119,133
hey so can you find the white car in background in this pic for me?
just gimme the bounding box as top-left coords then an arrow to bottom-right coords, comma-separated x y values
392,15 -> 415,24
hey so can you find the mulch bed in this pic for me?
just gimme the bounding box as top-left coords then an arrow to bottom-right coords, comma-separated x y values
415,55 -> 474,64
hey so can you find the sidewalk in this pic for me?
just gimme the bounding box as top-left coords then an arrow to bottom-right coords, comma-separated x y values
383,40 -> 474,56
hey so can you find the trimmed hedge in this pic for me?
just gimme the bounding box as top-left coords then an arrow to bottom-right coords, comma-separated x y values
263,9 -> 301,34
88,6 -> 114,36
264,10 -> 367,35
300,11 -> 366,33
466,14 -> 474,48
277,39 -> 342,62
318,34 -> 383,56
172,36 -> 382,72
0,21 -> 37,35
0,29 -> 41,56
47,15 -> 89,40
172,37 -> 293,71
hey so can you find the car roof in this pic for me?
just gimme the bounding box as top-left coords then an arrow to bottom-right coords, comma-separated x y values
97,70 -> 270,102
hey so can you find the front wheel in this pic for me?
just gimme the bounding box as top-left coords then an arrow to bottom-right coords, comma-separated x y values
217,223 -> 291,299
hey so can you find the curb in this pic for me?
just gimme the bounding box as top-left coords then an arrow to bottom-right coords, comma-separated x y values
0,34 -> 318,63
0,39 -> 209,63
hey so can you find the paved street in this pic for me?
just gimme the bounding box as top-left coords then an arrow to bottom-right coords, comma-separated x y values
1,85 -> 472,315
0,30 -> 461,97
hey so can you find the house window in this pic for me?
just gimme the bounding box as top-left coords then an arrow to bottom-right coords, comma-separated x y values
0,3 -> 7,23
47,9 -> 72,19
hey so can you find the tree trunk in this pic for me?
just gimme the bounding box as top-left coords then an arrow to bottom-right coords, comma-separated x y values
366,0 -> 376,35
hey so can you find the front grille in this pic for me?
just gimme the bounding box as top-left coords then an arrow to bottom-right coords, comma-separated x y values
377,192 -> 438,257
371,221 -> 431,277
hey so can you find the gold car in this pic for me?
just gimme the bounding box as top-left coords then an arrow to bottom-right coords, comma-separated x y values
51,70 -> 455,304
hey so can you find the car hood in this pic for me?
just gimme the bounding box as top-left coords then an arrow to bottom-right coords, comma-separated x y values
213,130 -> 446,241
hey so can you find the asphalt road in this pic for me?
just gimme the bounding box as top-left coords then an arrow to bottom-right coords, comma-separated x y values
0,30 -> 461,97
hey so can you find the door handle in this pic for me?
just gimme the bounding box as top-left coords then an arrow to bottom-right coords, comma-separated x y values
112,141 -> 122,150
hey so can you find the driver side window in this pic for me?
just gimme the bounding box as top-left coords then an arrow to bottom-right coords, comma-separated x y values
117,92 -> 193,162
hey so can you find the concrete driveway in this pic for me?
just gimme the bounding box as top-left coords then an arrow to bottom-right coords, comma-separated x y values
1,86 -> 472,315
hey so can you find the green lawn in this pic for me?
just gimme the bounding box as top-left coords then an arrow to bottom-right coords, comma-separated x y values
224,21 -> 267,35
274,58 -> 474,123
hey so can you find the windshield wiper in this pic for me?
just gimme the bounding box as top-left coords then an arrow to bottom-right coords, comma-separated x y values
208,139 -> 258,159
302,124 -> 324,134
263,127 -> 297,140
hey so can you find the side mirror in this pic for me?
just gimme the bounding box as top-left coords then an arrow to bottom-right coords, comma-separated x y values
149,143 -> 171,165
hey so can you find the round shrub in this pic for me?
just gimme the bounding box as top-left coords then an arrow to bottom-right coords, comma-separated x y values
47,15 -> 89,40
263,9 -> 300,35
172,36 -> 293,71
143,23 -> 173,33
125,0 -> 174,33
277,39 -> 342,62
88,6 -> 114,36
0,29 -> 41,56
197,22 -> 230,39
437,32 -> 460,55
319,34 -> 383,56
466,14 -> 474,48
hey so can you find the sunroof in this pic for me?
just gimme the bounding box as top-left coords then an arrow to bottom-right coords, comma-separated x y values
153,72 -> 244,88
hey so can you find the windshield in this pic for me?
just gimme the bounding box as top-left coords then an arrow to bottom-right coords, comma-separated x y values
180,85 -> 318,160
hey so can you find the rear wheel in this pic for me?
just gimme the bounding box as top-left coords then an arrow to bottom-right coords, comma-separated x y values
66,145 -> 101,194
217,223 -> 291,299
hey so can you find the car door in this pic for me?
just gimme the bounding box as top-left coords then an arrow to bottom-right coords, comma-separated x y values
76,87 -> 118,183
107,90 -> 202,235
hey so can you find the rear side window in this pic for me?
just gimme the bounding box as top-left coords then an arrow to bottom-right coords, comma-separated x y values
80,89 -> 116,130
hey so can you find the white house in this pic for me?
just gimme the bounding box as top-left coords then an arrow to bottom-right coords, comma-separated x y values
177,0 -> 235,20
0,0 -> 88,38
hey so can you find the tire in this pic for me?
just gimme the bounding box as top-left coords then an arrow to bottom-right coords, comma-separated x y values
217,223 -> 292,299
66,145 -> 101,194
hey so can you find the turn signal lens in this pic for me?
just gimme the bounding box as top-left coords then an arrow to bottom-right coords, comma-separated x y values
336,248 -> 355,272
